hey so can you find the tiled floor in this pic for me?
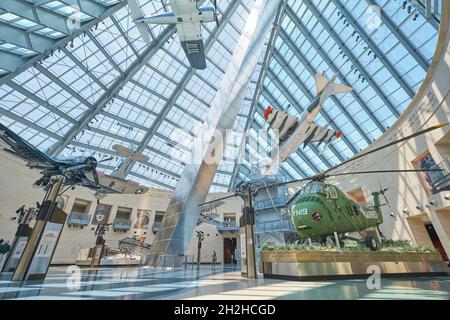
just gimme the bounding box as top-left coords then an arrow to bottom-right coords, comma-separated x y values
0,265 -> 448,300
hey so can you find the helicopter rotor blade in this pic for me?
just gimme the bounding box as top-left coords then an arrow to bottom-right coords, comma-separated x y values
322,123 -> 448,176
98,156 -> 113,163
326,169 -> 445,178
196,194 -> 237,207
254,177 -> 312,192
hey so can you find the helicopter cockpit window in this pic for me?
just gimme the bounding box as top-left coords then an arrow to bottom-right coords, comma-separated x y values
328,186 -> 338,199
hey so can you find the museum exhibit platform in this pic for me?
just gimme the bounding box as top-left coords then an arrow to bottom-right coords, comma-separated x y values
261,249 -> 449,281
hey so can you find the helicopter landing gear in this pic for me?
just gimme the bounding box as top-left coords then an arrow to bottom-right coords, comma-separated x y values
325,236 -> 335,247
365,235 -> 378,251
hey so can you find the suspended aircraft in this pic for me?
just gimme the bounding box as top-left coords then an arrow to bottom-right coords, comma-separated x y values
262,72 -> 352,174
90,144 -> 150,201
128,0 -> 219,69
198,123 -> 449,250
0,123 -> 135,197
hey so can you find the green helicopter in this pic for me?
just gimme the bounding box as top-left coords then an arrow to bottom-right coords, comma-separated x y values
198,123 -> 448,251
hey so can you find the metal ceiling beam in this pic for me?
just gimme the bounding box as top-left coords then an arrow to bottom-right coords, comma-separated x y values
0,107 -> 62,141
6,81 -> 76,123
121,0 -> 241,177
276,30 -> 378,143
86,31 -> 124,74
330,0 -> 415,99
47,22 -> 178,156
277,16 -> 386,134
409,0 -> 440,30
101,111 -> 190,153
34,63 -> 95,109
0,0 -> 127,84
364,0 -> 430,70
62,47 -> 109,90
0,51 -> 24,73
55,0 -> 106,18
0,0 -> 73,34
301,1 -> 400,118
0,21 -> 56,53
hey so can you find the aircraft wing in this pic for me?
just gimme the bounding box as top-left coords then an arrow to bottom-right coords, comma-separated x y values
168,0 -> 199,16
303,123 -> 342,148
176,22 -> 207,70
85,173 -> 149,195
0,122 -> 58,165
264,107 -> 299,139
128,0 -> 151,44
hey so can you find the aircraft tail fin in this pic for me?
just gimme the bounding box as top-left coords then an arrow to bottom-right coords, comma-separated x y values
315,72 -> 329,96
330,82 -> 353,95
128,0 -> 151,44
315,72 -> 353,96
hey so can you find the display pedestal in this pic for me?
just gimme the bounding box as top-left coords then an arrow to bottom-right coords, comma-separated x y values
261,250 -> 449,280
12,177 -> 67,281
1,224 -> 32,272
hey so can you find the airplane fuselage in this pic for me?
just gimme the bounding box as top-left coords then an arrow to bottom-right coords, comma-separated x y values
137,7 -> 215,25
264,81 -> 339,174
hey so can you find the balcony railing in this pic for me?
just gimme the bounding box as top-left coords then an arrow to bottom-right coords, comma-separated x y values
113,218 -> 132,230
67,212 -> 91,226
254,197 -> 287,211
423,160 -> 450,193
217,224 -> 239,232
255,219 -> 294,234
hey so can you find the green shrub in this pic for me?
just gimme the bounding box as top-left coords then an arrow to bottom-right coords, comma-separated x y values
260,240 -> 437,253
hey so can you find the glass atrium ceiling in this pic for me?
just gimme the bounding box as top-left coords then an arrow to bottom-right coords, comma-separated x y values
0,0 -> 440,193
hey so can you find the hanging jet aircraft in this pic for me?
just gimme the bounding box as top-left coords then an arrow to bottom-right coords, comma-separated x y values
128,0 -> 219,70
0,123 -> 137,197
90,144 -> 150,201
262,72 -> 352,173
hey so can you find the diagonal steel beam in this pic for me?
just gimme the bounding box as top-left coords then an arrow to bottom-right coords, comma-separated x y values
47,23 -> 178,156
301,1 -> 400,118
330,0 -> 415,99
364,0 -> 430,70
6,81 -> 76,123
34,63 -> 95,109
0,21 -> 56,53
0,0 -> 127,84
121,0 -> 242,177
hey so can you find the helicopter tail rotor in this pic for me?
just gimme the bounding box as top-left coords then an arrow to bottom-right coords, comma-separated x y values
377,180 -> 390,207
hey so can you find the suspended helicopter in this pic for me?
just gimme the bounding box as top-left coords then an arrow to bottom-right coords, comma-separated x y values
198,123 -> 449,250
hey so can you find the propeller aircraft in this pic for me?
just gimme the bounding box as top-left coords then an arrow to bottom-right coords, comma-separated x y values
0,123 -> 143,198
128,0 -> 219,69
90,144 -> 150,201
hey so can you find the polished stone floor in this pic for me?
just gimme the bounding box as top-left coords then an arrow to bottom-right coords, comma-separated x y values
0,265 -> 448,300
